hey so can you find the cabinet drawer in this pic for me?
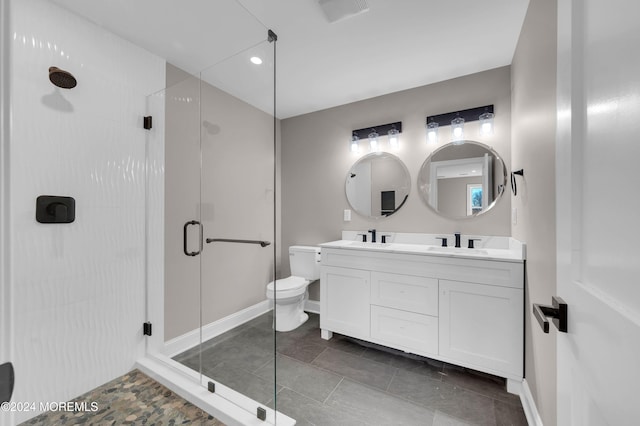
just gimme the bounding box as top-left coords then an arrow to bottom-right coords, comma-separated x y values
371,272 -> 438,316
371,305 -> 438,356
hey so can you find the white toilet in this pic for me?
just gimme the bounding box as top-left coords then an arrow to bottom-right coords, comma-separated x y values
266,245 -> 321,332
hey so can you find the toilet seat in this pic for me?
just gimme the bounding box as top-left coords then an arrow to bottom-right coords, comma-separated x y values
266,276 -> 309,299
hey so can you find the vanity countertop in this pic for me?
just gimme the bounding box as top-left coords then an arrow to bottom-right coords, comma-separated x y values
320,234 -> 525,262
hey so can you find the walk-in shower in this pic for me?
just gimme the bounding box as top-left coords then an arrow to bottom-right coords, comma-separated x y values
141,11 -> 285,426
2,0 -> 286,424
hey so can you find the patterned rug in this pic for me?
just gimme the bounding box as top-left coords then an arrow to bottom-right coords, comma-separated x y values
21,369 -> 225,425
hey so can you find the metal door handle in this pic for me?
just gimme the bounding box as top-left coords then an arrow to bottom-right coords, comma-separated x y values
206,238 -> 271,247
533,296 -> 568,333
183,220 -> 203,256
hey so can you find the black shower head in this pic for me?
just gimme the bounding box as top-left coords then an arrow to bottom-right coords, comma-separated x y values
48,67 -> 77,89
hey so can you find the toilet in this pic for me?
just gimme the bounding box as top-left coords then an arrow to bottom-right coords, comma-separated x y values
266,246 -> 321,332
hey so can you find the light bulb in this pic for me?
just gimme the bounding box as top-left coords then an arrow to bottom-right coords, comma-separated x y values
368,130 -> 379,152
479,111 -> 494,136
350,133 -> 360,153
426,122 -> 439,144
451,117 -> 464,142
388,128 -> 400,150
250,56 -> 263,65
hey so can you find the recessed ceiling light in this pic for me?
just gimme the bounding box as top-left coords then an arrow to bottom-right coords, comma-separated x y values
250,56 -> 262,65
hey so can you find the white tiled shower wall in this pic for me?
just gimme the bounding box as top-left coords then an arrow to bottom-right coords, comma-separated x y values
7,0 -> 165,422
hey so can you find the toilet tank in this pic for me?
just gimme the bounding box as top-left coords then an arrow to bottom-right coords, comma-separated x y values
289,246 -> 321,280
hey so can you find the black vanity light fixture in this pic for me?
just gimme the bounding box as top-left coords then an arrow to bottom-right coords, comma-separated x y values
425,105 -> 494,145
351,121 -> 402,153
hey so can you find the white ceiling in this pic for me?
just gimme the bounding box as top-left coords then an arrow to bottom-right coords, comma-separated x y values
52,0 -> 530,119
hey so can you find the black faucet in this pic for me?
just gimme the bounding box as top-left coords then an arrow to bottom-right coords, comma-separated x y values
368,229 -> 377,243
468,238 -> 481,249
454,232 -> 461,248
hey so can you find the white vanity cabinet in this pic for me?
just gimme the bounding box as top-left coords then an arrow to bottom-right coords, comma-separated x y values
319,244 -> 525,388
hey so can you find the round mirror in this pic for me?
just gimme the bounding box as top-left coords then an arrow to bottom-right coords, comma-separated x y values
345,152 -> 411,219
417,140 -> 507,219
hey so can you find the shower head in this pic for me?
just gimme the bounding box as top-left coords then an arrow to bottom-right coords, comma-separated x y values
48,67 -> 77,89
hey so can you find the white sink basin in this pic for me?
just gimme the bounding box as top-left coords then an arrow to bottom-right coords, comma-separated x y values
426,246 -> 488,255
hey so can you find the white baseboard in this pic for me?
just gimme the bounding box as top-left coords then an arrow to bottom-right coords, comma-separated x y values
163,300 -> 273,358
520,378 -> 544,426
305,299 -> 320,314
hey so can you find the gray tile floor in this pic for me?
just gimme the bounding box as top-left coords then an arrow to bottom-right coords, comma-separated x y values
174,312 -> 528,426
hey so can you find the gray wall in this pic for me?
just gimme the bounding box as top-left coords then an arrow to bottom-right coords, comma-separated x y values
511,0 -> 558,424
165,63 -> 280,341
282,67 -> 512,299
370,155 -> 408,215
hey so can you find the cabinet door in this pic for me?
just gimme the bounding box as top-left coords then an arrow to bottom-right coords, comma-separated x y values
439,280 -> 523,379
320,266 -> 370,340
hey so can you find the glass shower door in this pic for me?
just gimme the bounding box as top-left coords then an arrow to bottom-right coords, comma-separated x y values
146,28 -> 282,423
196,34 -> 278,417
160,67 -> 204,365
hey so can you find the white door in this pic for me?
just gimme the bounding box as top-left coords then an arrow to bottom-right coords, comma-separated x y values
556,0 -> 640,425
481,152 -> 492,209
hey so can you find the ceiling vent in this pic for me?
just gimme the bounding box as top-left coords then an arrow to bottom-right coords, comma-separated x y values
318,0 -> 369,23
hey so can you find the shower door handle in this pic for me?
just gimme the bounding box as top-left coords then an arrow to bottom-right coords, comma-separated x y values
183,220 -> 203,256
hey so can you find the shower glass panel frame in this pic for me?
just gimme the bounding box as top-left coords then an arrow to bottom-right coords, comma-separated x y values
144,19 -> 281,426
